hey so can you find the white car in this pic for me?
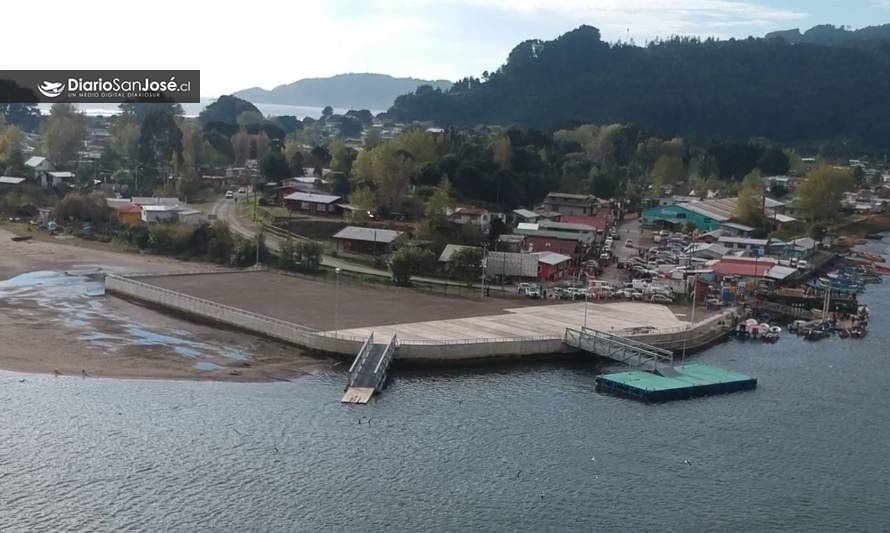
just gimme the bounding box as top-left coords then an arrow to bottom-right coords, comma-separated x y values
237,187 -> 246,194
650,293 -> 674,304
225,190 -> 234,199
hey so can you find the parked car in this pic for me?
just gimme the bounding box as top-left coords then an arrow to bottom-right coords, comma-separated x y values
650,294 -> 674,304
517,282 -> 537,294
225,190 -> 234,199
237,187 -> 246,194
520,285 -> 541,298
624,239 -> 634,248
566,287 -> 589,300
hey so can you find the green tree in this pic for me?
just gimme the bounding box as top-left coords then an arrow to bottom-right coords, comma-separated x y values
493,135 -> 513,170
284,141 -> 305,176
347,186 -> 376,222
40,103 -> 87,166
110,111 -> 140,166
180,120 -> 205,173
294,240 -> 323,272
797,165 -> 855,221
0,123 -> 23,161
279,238 -> 298,270
450,246 -> 483,285
735,169 -> 765,227
329,141 -> 356,173
206,222 -> 235,263
237,110 -> 264,128
651,155 -> 685,195
0,103 -> 40,131
119,102 -> 183,123
54,192 -> 112,223
137,109 -> 183,191
757,147 -> 790,175
388,247 -> 435,286
424,176 -> 453,221
231,128 -> 250,165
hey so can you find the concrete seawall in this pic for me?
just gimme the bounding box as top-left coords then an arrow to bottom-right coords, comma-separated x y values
624,312 -> 736,354
106,274 -> 568,361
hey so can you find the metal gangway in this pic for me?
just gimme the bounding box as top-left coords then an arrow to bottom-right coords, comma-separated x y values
341,332 -> 399,404
564,327 -> 675,374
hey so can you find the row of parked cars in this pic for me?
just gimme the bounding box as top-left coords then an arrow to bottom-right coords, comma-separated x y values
621,231 -> 703,279
517,281 -> 676,303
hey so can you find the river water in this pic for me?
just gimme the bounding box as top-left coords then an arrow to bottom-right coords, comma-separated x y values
2,259 -> 890,531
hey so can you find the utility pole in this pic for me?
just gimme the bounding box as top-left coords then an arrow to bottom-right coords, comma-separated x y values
480,243 -> 488,298
255,231 -> 261,267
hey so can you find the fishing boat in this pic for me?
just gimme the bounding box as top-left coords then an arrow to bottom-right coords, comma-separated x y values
804,328 -> 831,341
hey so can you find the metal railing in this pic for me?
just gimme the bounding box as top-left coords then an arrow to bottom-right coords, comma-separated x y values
565,327 -> 673,372
107,274 -> 567,350
347,333 -> 376,388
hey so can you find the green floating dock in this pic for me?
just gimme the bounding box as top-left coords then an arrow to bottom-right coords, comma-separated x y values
595,364 -> 757,402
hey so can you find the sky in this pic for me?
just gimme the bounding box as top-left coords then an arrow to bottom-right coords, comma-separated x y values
3,0 -> 890,96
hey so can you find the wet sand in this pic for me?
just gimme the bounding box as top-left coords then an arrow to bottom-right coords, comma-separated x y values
0,226 -> 333,381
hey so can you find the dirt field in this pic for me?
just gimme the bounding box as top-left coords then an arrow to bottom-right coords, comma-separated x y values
142,270 -> 526,330
0,226 -> 332,381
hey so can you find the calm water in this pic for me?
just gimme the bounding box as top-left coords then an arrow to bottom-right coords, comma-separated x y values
2,261 -> 890,531
39,101 -> 382,119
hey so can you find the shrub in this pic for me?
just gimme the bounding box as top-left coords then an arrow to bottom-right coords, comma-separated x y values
388,247 -> 435,286
54,192 -> 111,223
278,238 -> 323,272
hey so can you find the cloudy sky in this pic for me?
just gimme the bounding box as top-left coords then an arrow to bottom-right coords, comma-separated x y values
4,0 -> 889,95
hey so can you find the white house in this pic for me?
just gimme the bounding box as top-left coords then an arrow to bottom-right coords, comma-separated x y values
140,205 -> 180,223
47,171 -> 76,188
448,207 -> 492,234
25,156 -> 54,186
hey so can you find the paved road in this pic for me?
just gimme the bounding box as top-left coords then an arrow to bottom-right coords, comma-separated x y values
210,197 -> 504,289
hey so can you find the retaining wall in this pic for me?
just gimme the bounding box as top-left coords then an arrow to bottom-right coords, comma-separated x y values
106,272 -> 734,361
624,310 -> 736,353
105,274 -> 567,361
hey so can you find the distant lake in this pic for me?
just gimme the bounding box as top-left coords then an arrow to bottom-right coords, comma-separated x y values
38,99 -> 382,119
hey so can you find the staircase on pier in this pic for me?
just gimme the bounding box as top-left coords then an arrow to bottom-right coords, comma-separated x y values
341,333 -> 398,404
564,327 -> 674,373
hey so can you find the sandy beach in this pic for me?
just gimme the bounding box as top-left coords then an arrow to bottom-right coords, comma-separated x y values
0,225 -> 333,381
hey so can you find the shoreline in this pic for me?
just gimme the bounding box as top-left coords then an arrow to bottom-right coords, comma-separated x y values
0,227 -> 334,382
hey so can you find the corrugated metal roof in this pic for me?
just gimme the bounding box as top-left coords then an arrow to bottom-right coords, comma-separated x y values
25,156 -> 46,167
283,192 -> 341,204
538,220 -> 597,233
333,226 -> 401,243
533,251 -> 573,266
719,236 -> 769,246
513,208 -> 538,219
514,227 -> 593,243
438,244 -> 476,262
766,265 -> 798,280
0,176 -> 26,185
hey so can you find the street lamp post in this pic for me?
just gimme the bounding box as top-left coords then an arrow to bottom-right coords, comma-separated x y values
334,267 -> 341,338
584,291 -> 589,329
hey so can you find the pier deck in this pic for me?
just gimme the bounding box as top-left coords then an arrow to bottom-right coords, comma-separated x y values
595,364 -> 756,402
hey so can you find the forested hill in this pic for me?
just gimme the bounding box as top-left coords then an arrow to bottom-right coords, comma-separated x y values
234,73 -> 451,111
387,25 -> 890,149
765,24 -> 890,45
